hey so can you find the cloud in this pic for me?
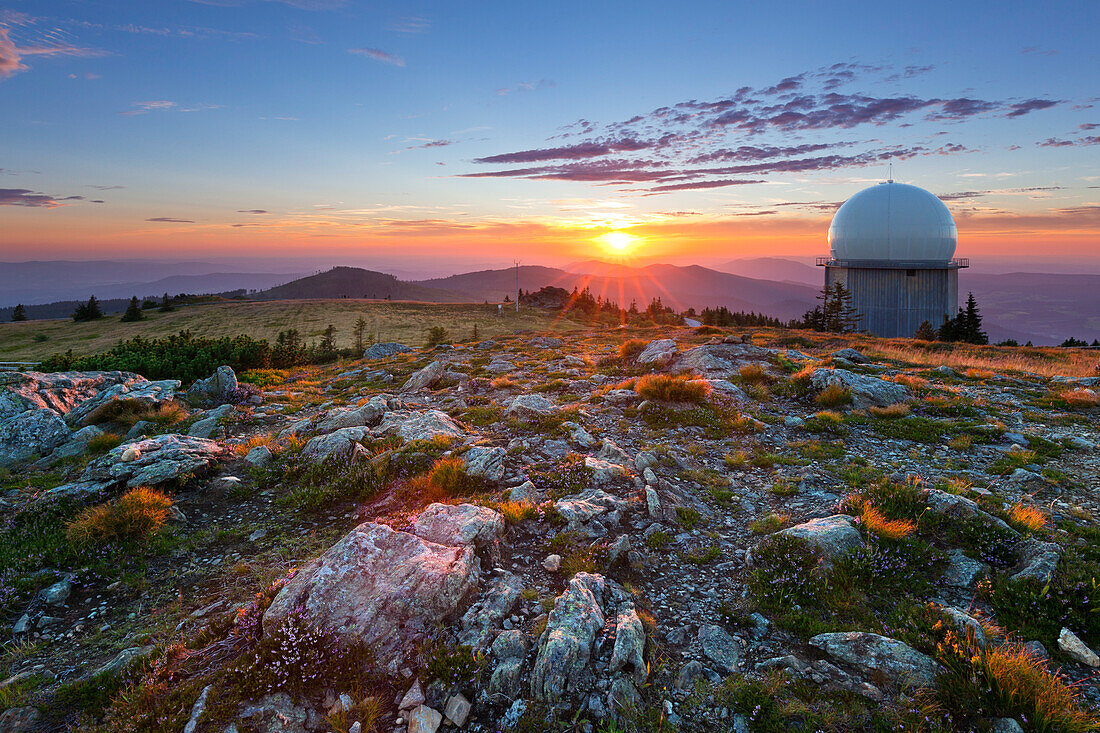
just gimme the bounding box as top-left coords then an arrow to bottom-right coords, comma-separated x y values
120,100 -> 177,115
145,217 -> 195,223
0,25 -> 109,80
645,179 -> 766,193
0,29 -> 27,79
464,64 -> 1064,195
1038,135 -> 1100,147
348,46 -> 404,66
496,79 -> 555,96
1005,98 -> 1060,117
189,0 -> 346,9
87,184 -> 124,190
408,139 -> 455,150
474,138 -> 656,164
0,188 -> 61,207
120,100 -> 220,115
389,16 -> 429,34
237,209 -> 269,214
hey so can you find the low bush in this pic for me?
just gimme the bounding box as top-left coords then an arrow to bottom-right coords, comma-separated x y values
814,383 -> 852,408
635,373 -> 709,404
869,402 -> 910,419
738,363 -> 772,385
84,398 -> 188,428
619,339 -> 648,362
66,487 -> 173,546
1060,388 -> 1100,409
87,432 -> 124,453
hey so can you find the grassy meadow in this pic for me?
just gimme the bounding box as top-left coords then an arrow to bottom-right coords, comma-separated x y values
0,299 -> 582,363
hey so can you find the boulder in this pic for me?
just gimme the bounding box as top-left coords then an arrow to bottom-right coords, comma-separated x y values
187,403 -> 234,439
300,426 -> 373,462
555,488 -> 628,526
809,368 -> 909,409
408,705 -> 442,733
1057,628 -> 1100,667
1009,538 -> 1062,584
373,410 -> 466,443
264,522 -> 480,672
0,409 -> 71,467
414,503 -> 505,549
831,348 -> 871,364
530,573 -> 607,702
238,693 -> 309,733
809,632 -> 940,689
46,424 -> 103,462
584,456 -> 629,487
96,645 -> 156,676
444,693 -> 471,727
53,434 -> 228,494
610,607 -> 647,685
505,394 -> 556,421
766,515 -> 863,567
636,339 -> 678,368
942,549 -> 986,588
698,624 -> 741,675
923,488 -> 1018,538
314,396 -> 390,432
602,389 -> 639,406
402,361 -> 446,393
463,446 -> 506,482
0,707 -> 41,733
458,571 -> 524,649
530,337 -> 564,348
244,445 -> 273,467
187,366 -> 237,406
1,370 -> 169,422
363,342 -> 413,360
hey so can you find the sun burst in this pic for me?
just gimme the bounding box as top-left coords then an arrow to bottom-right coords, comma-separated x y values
595,231 -> 640,254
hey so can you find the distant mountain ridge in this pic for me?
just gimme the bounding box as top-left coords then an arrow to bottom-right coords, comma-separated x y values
4,262 -> 1097,345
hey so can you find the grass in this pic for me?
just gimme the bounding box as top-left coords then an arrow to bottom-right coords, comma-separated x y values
619,339 -> 648,362
634,373 -> 710,403
749,512 -> 788,534
83,398 -> 189,428
87,431 -> 124,453
738,363 -> 772,384
1007,502 -> 1048,533
869,402 -> 910,419
859,503 -> 916,540
0,300 -> 579,361
814,383 -> 853,408
66,487 -> 173,546
1060,387 -> 1100,409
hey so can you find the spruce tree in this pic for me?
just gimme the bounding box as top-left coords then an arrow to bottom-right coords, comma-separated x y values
961,292 -> 987,345
11,304 -> 27,322
158,293 -> 174,312
353,317 -> 367,352
318,324 -> 337,356
914,320 -> 936,341
72,295 -> 103,322
120,296 -> 144,322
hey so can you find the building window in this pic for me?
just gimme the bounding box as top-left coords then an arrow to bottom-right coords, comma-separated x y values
906,269 -> 916,277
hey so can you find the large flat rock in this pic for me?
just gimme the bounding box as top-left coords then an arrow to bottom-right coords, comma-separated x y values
264,522 -> 480,673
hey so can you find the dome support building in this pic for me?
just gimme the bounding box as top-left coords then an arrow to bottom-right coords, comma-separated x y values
818,180 -> 968,338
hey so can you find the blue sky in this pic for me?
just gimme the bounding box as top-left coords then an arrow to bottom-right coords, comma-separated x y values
1,0 -> 1097,267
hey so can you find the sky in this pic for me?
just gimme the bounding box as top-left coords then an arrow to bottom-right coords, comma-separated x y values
1,0 -> 1098,273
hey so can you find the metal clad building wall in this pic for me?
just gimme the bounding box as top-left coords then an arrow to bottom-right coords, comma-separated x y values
825,266 -> 957,338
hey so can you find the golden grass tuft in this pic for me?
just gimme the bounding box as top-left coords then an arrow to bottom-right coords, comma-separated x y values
1008,502 -> 1048,533
814,383 -> 853,408
87,432 -> 124,453
635,373 -> 710,404
84,398 -> 188,428
813,409 -> 845,423
233,432 -> 278,456
67,487 -> 173,546
947,434 -> 973,450
619,339 -> 648,361
738,363 -> 772,384
1061,388 -> 1100,409
965,368 -> 995,380
495,500 -> 538,525
893,374 -> 929,391
869,402 -> 911,419
790,365 -> 816,387
859,503 -> 916,540
490,376 -> 520,390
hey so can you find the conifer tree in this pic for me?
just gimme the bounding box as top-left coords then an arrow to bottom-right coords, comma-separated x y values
913,320 -> 936,341
961,292 -> 987,344
353,317 -> 367,352
120,296 -> 144,322
11,304 -> 27,322
72,295 -> 103,322
158,293 -> 174,312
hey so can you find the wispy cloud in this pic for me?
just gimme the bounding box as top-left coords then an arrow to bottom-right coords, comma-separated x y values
120,100 -> 221,115
237,209 -> 269,213
496,79 -> 555,96
389,16 -> 429,34
189,0 -> 346,9
0,188 -> 62,207
146,216 -> 195,223
0,26 -> 106,80
348,46 -> 404,67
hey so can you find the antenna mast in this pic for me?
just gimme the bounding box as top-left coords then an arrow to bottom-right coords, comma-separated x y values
514,260 -> 520,313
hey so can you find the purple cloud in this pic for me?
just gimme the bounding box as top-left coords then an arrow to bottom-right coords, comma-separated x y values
1006,98 -> 1060,117
349,46 -> 404,66
474,138 -> 657,164
1039,135 -> 1100,147
0,188 -> 61,207
646,179 -> 766,193
146,217 -> 195,223
237,209 -> 268,214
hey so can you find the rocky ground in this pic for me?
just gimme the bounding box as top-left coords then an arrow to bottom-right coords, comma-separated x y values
1,327 -> 1099,732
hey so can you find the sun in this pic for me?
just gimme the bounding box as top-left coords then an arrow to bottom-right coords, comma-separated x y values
595,231 -> 640,254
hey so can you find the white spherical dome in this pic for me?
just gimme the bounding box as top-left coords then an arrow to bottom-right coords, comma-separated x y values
828,182 -> 957,262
